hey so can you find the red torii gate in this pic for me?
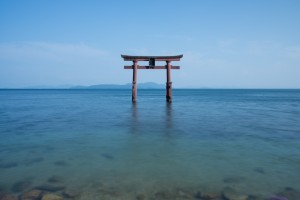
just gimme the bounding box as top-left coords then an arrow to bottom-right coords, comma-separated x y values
122,54 -> 183,103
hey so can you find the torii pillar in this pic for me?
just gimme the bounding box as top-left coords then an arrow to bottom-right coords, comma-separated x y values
166,60 -> 172,102
132,60 -> 138,102
122,55 -> 183,103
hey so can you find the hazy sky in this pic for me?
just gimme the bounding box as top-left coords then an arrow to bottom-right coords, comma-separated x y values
1,0 -> 300,88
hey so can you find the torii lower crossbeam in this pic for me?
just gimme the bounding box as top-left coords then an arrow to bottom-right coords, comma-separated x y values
122,55 -> 183,103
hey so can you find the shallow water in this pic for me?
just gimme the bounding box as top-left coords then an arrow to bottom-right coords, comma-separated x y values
0,89 -> 300,199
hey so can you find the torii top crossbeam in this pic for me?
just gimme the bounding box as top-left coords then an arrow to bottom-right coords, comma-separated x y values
122,54 -> 183,103
121,55 -> 183,61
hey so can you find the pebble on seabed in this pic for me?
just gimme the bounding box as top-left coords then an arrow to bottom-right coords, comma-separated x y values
41,193 -> 63,200
222,187 -> 248,200
19,189 -> 43,200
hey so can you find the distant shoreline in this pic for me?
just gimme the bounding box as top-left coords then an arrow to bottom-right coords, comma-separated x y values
1,82 -> 300,90
1,88 -> 300,90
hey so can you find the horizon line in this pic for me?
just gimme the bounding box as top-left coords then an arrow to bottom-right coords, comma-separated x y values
1,87 -> 300,90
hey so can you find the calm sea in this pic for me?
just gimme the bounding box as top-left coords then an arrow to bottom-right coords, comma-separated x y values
0,89 -> 300,199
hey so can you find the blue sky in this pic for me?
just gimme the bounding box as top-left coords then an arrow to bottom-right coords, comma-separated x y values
0,0 -> 300,88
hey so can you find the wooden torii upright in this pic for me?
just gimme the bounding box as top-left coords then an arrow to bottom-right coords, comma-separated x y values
122,54 -> 183,103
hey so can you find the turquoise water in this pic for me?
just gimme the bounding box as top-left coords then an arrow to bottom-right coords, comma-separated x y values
0,89 -> 300,199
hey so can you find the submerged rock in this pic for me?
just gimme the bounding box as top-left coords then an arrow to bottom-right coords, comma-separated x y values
62,189 -> 79,198
97,186 -> 121,198
285,187 -> 294,191
0,192 -> 6,199
223,176 -> 245,184
276,187 -> 300,200
246,194 -> 265,200
101,153 -> 114,160
0,186 -> 5,192
154,190 -> 173,199
269,195 -> 288,200
24,157 -> 44,166
174,188 -> 194,199
0,190 -> 5,199
136,194 -> 145,200
253,167 -> 265,174
54,161 -> 68,167
11,180 -> 32,193
19,189 -> 43,200
177,190 -> 192,199
47,176 -> 64,183
41,193 -> 63,200
222,187 -> 248,200
195,191 -> 221,200
35,184 -> 65,192
0,162 -> 18,169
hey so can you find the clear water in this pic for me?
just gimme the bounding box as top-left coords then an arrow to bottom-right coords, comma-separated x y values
0,89 -> 300,199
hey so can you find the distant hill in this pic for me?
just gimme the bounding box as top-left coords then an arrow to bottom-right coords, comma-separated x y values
70,82 -> 165,89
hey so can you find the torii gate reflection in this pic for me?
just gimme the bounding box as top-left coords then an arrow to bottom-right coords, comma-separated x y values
122,55 -> 183,103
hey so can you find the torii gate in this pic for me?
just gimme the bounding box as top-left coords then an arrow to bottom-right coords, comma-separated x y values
122,54 -> 183,103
